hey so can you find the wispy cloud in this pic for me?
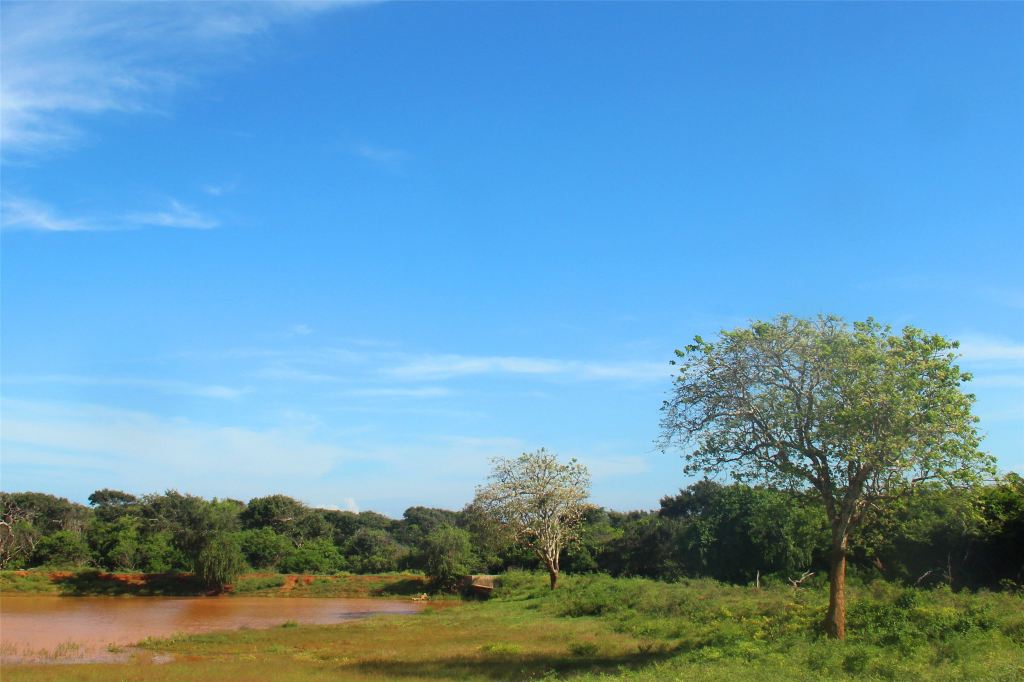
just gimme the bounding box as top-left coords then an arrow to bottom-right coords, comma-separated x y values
390,355 -> 563,379
0,197 -> 90,232
958,336 -> 1024,365
340,387 -> 452,398
208,346 -> 363,384
0,2 -> 347,157
202,344 -> 669,387
126,200 -> 218,230
971,375 -> 1024,389
3,375 -> 248,400
0,399 -> 344,493
387,354 -> 669,382
0,398 -> 525,513
956,335 -> 1024,432
1,196 -> 217,232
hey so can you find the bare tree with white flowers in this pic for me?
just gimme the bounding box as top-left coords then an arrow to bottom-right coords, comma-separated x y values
474,449 -> 591,590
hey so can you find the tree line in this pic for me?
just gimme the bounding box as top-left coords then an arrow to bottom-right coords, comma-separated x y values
2,475 -> 1020,590
2,314 -> 1020,641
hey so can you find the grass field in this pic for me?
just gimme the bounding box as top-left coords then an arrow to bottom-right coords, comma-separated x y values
4,571 -> 1023,680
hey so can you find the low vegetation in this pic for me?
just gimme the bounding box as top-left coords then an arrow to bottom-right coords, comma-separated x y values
5,571 -> 1022,680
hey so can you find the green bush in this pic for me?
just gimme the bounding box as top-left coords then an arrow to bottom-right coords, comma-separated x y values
238,528 -> 293,570
422,525 -> 474,590
280,538 -> 345,574
344,528 -> 407,573
847,587 -> 995,650
32,531 -> 91,568
137,531 -> 180,572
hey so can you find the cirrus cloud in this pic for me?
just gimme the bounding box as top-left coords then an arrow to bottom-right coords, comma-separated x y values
1,196 -> 217,232
0,1 -> 355,157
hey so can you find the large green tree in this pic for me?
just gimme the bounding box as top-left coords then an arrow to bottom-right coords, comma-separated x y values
141,491 -> 241,572
660,315 -> 992,639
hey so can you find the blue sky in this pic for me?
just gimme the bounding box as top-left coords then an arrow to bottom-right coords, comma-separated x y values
1,2 -> 1021,517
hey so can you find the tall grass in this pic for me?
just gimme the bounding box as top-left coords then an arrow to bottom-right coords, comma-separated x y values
5,571 -> 1022,680
494,570 -> 1024,680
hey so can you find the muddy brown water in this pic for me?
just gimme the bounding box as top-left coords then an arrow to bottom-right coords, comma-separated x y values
0,594 -> 422,664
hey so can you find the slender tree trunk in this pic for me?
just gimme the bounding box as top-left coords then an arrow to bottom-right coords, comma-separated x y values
544,548 -> 561,585
543,548 -> 560,590
824,536 -> 848,640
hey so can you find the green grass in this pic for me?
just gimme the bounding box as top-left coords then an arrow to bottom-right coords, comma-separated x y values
4,571 -> 1023,680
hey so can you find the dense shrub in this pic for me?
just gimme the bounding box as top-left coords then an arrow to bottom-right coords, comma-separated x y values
344,528 -> 407,573
32,530 -> 91,567
490,569 -> 1022,680
422,525 -> 475,589
239,528 -> 293,569
847,587 -> 995,650
280,538 -> 345,574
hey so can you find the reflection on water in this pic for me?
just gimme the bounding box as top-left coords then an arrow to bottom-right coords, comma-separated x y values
0,594 -> 421,663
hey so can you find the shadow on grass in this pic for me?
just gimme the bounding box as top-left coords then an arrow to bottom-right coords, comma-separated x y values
53,570 -> 210,596
347,649 -> 680,680
370,577 -> 431,597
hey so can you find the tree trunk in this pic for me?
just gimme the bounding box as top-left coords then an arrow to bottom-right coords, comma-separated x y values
543,549 -> 560,590
824,538 -> 847,640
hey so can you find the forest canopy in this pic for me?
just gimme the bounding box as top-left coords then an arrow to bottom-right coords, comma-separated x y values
2,477 -> 1020,592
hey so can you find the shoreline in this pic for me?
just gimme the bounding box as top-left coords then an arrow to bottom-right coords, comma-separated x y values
0,570 -> 436,599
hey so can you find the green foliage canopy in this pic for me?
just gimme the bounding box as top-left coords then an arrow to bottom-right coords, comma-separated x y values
659,315 -> 994,638
32,529 -> 91,568
280,538 -> 346,574
422,525 -> 475,589
344,527 -> 406,573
